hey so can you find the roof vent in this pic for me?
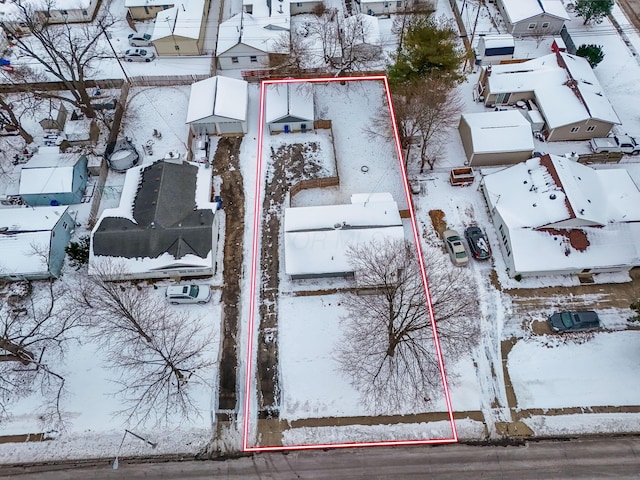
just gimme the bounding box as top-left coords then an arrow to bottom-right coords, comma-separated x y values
550,194 -> 556,200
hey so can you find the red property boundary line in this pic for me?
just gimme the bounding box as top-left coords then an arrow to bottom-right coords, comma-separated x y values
242,74 -> 457,452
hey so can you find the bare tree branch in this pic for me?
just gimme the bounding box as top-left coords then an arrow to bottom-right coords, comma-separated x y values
336,239 -> 479,412
77,261 -> 216,427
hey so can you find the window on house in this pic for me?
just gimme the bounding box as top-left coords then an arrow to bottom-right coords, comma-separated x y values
60,9 -> 68,15
587,126 -> 596,132
63,222 -> 68,229
296,2 -> 302,5
528,22 -> 537,29
144,6 -> 149,13
397,0 -> 402,6
175,44 -> 180,51
542,22 -> 550,28
570,127 -> 580,133
250,55 -> 258,62
231,56 -> 239,64
52,230 -> 56,237
384,2 -> 390,7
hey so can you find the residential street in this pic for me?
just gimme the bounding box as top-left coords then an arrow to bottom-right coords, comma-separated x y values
4,437 -> 640,479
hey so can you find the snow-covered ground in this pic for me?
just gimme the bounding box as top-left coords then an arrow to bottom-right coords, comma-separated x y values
2,0 -> 640,463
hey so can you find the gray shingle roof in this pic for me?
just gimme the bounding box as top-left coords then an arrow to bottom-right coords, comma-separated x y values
93,161 -> 214,260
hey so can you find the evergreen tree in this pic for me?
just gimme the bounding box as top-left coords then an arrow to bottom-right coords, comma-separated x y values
576,44 -> 605,67
574,0 -> 614,25
388,14 -> 464,86
65,235 -> 90,270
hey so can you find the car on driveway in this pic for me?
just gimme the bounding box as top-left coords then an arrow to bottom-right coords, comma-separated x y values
464,225 -> 491,260
128,33 -> 152,47
443,229 -> 469,266
124,48 -> 155,62
548,310 -> 601,333
166,284 -> 212,305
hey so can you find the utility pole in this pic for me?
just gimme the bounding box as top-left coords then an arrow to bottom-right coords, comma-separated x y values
99,22 -> 131,84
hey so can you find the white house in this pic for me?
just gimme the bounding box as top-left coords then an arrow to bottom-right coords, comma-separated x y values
458,110 -> 534,166
477,52 -> 621,141
265,83 -> 314,134
482,154 -> 640,278
496,0 -> 569,36
216,11 -> 290,70
357,0 -> 409,16
0,0 -> 99,25
0,206 -> 75,281
186,76 -> 249,135
284,192 -> 405,279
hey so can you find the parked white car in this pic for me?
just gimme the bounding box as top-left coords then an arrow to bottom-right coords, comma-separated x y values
128,33 -> 152,47
166,284 -> 212,304
124,48 -> 155,62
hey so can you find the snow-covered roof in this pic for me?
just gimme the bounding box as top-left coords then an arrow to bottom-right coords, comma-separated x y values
19,147 -> 83,195
482,155 -> 640,274
186,76 -> 249,124
216,12 -> 290,56
461,110 -> 534,154
265,83 -> 314,124
151,0 -> 205,41
284,193 -> 404,276
485,52 -> 620,128
0,206 -> 68,276
23,146 -> 81,168
500,0 -> 568,23
479,34 -> 514,49
90,160 -> 218,277
19,166 -> 74,195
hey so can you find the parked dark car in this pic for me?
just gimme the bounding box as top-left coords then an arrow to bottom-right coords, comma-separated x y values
548,311 -> 601,333
464,226 -> 491,260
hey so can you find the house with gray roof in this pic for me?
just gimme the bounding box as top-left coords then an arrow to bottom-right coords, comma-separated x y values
89,159 -> 220,280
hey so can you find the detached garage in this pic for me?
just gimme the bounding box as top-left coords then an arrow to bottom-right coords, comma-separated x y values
458,110 -> 534,166
186,76 -> 249,136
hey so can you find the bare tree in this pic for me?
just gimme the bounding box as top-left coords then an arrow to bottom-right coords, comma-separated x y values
306,11 -> 383,74
0,279 -> 82,429
77,262 -> 216,426
365,76 -> 463,173
2,0 -> 117,119
336,239 -> 479,412
269,31 -> 313,76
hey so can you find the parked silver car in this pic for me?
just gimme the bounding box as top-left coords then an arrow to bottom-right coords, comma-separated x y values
166,284 -> 212,305
443,229 -> 469,266
124,48 -> 155,62
128,32 -> 152,47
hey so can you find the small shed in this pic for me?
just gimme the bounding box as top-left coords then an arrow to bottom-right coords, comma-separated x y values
265,83 -> 314,134
476,34 -> 515,66
458,110 -> 534,166
19,146 -> 88,206
186,76 -> 249,136
0,206 -> 75,281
